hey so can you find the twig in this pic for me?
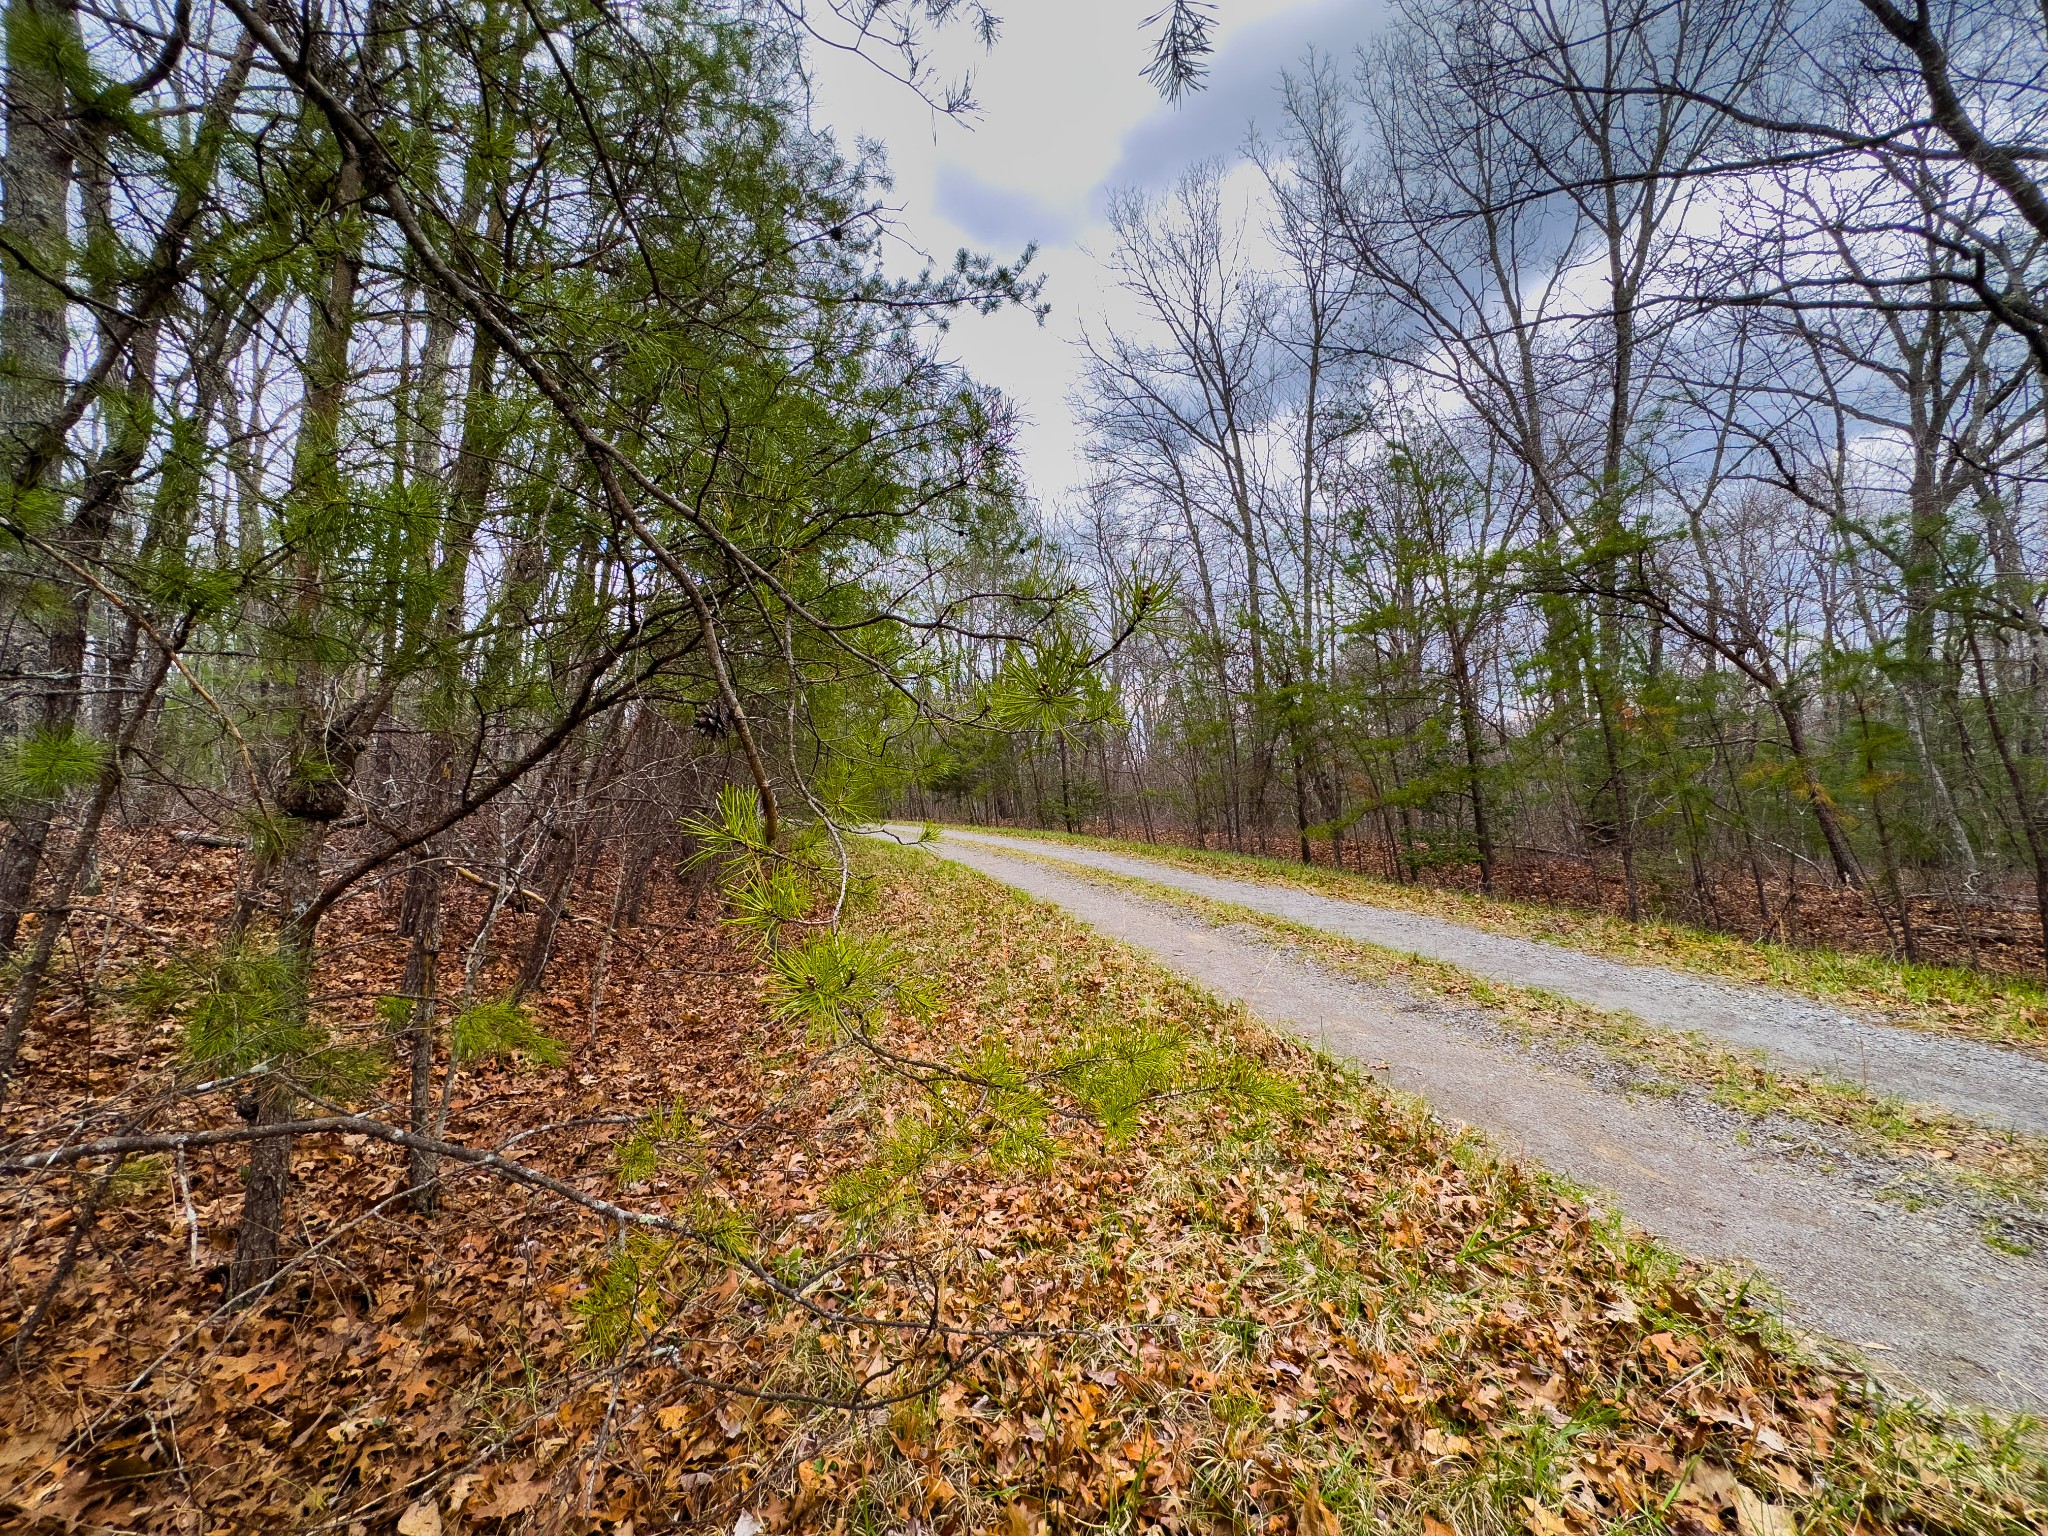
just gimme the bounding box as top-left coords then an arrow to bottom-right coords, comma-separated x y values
173,1147 -> 201,1268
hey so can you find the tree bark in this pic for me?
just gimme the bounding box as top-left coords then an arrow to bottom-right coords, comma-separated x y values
0,0 -> 81,954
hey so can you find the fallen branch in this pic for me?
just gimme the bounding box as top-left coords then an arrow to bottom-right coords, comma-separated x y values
0,1113 -> 1073,1346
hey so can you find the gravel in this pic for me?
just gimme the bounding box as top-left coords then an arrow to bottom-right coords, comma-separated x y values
902,829 -> 2048,1413
935,830 -> 2048,1136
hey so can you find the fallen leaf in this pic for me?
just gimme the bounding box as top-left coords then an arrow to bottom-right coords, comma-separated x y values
396,1499 -> 443,1536
1683,1462 -> 1740,1509
0,1435 -> 60,1472
445,1473 -> 480,1512
474,1474 -> 548,1518
1423,1427 -> 1476,1459
1643,1332 -> 1691,1372
1733,1484 -> 1797,1536
1299,1487 -> 1341,1536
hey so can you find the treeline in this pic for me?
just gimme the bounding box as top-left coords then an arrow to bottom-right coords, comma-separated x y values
0,0 -> 1059,1294
906,0 -> 2048,975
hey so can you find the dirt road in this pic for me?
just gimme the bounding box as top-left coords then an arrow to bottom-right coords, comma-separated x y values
900,828 -> 2048,1412
938,830 -> 2048,1135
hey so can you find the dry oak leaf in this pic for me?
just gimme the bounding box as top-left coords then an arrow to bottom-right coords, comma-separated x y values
1422,1427 -> 1476,1460
1732,1483 -> 1798,1536
1642,1332 -> 1695,1372
0,1434 -> 62,1473
474,1470 -> 550,1518
1683,1461 -> 1741,1511
395,1498 -> 443,1536
1298,1487 -> 1342,1536
444,1472 -> 481,1512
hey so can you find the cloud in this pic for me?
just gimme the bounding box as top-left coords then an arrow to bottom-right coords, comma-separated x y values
808,0 -> 1401,501
933,163 -> 1084,251
1100,0 -> 1391,195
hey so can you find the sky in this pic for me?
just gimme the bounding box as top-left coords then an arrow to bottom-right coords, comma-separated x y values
803,0 -> 1388,507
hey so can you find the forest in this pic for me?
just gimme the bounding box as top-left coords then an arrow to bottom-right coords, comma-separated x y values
5,0 -> 2048,1529
0,0 -> 1066,1281
903,0 -> 2048,978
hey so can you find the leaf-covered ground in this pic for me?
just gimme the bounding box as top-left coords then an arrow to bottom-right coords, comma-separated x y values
2,836 -> 2044,1534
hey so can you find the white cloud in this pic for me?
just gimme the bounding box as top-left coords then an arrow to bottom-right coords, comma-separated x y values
806,0 -> 1390,504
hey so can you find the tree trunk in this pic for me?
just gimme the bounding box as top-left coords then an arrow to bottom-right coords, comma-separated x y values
0,0 -> 76,458
0,0 -> 81,955
1966,634 -> 2048,977
1289,732 -> 1313,865
228,4 -> 388,1288
1774,695 -> 1863,888
1447,629 -> 1495,894
228,822 -> 323,1299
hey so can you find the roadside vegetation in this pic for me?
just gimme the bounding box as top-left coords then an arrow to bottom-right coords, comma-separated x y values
783,844 -> 2048,1533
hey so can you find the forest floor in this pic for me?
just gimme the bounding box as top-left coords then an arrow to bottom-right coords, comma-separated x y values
901,827 -> 2048,1412
4,833 -> 2046,1533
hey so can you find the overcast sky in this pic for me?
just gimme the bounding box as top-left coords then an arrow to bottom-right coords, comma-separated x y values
804,0 -> 1387,508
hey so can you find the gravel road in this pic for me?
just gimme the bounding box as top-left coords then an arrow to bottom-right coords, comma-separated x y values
899,829 -> 2048,1412
935,830 -> 2048,1136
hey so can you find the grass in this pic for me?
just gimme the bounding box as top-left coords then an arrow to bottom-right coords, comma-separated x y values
734,841 -> 2048,1535
962,838 -> 2048,1217
949,825 -> 2048,1057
